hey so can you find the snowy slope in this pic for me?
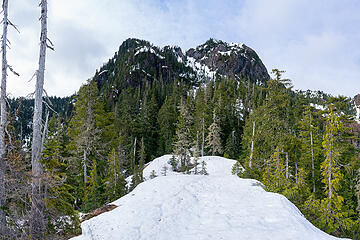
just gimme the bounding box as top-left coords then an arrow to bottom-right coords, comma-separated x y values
142,155 -> 237,180
72,156 -> 344,240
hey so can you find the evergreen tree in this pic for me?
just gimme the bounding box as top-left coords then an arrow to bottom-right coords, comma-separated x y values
305,106 -> 357,236
262,147 -> 288,192
241,69 -> 293,176
173,99 -> 193,172
158,96 -> 177,154
83,160 -> 102,212
169,155 -> 178,172
224,130 -> 238,159
298,105 -> 321,193
41,116 -> 80,237
67,81 -> 101,208
150,170 -> 157,179
282,167 -> 310,206
193,133 -> 201,175
356,168 -> 360,219
104,148 -> 126,202
193,87 -> 211,157
199,161 -> 208,175
206,110 -> 223,155
139,137 -> 146,181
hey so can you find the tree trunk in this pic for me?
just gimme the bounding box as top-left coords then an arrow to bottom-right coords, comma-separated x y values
30,0 -> 48,238
294,150 -> 298,184
133,137 -> 137,171
83,149 -> 87,184
328,149 -> 332,201
285,152 -> 289,179
310,130 -> 315,193
201,116 -> 204,157
0,0 -> 9,235
327,148 -> 332,213
249,121 -> 255,168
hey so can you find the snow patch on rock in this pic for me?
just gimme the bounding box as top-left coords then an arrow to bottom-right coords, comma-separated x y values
135,46 -> 165,59
186,56 -> 216,79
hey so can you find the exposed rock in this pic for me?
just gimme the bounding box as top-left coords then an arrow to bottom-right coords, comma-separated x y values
354,94 -> 360,107
185,39 -> 270,83
95,38 -> 270,104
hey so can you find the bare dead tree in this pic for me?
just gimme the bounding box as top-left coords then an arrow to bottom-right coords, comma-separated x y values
0,0 -> 19,235
30,0 -> 53,238
0,0 -> 9,234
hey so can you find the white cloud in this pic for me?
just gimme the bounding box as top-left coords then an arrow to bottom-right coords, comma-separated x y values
3,0 -> 360,97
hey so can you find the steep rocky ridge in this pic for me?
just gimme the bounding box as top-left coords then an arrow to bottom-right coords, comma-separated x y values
186,39 -> 270,83
94,38 -> 270,102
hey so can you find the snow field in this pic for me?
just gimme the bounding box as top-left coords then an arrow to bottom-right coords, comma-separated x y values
72,155 -> 345,240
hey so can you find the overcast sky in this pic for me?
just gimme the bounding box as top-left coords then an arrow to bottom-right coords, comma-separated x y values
5,0 -> 360,97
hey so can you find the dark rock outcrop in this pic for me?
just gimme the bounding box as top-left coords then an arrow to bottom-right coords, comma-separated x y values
186,39 -> 270,83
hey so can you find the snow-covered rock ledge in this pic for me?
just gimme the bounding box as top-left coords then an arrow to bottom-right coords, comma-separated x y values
72,156 -> 344,240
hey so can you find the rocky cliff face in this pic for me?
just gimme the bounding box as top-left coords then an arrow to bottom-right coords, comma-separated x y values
354,94 -> 360,106
95,38 -> 270,97
186,39 -> 269,83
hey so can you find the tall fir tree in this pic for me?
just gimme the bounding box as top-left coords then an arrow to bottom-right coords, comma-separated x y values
67,81 -> 103,210
41,116 -> 80,237
305,106 -> 357,236
173,98 -> 193,172
298,105 -> 322,194
206,109 -> 223,156
158,96 -> 177,154
103,148 -> 126,202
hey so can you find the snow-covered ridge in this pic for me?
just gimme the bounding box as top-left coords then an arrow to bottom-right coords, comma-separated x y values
195,39 -> 244,53
72,155 -> 343,240
134,45 -> 165,59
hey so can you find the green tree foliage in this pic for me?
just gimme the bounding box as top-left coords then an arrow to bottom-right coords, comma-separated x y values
173,99 -> 193,172
193,134 -> 201,175
158,96 -> 177,154
262,147 -> 288,192
199,161 -> 208,175
282,167 -> 310,206
356,168 -> 360,217
103,148 -> 127,202
67,80 -> 114,211
206,110 -> 223,156
67,81 -> 100,203
304,106 -> 357,237
41,116 -> 80,236
241,69 -> 293,172
298,105 -> 322,194
82,160 -> 102,212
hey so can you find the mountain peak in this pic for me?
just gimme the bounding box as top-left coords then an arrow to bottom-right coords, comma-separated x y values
186,39 -> 269,82
95,38 -> 270,102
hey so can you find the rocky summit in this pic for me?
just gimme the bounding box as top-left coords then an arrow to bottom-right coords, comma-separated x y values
94,38 -> 270,99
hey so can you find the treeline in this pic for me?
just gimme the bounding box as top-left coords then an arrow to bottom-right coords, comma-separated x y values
239,70 -> 360,238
